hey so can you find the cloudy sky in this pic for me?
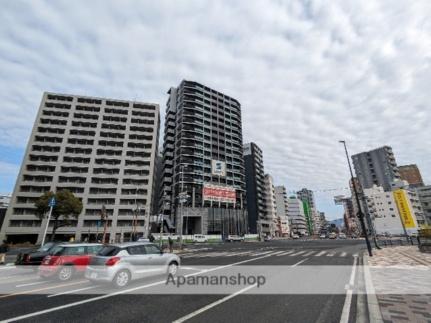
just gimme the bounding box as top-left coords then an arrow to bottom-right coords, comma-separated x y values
1,0 -> 431,220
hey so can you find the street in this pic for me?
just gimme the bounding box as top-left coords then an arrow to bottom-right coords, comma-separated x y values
0,240 -> 366,323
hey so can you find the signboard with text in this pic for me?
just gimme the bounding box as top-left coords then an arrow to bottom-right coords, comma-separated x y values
393,189 -> 417,229
211,160 -> 226,177
203,184 -> 236,203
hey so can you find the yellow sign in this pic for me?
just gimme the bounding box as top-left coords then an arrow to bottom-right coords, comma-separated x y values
393,189 -> 416,229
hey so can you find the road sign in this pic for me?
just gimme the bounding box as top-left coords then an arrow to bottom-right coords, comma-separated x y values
48,197 -> 56,207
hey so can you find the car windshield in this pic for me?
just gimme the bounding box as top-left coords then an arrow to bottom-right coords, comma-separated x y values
97,246 -> 121,256
50,246 -> 64,256
37,242 -> 55,252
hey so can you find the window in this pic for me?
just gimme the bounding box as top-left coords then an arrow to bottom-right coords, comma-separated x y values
87,245 -> 103,255
144,244 -> 161,255
98,246 -> 121,256
127,246 -> 146,255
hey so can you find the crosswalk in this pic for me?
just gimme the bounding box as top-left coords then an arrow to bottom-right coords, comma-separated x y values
180,249 -> 355,259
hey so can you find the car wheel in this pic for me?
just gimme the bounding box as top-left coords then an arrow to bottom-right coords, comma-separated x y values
58,265 -> 74,281
167,261 -> 178,276
113,270 -> 130,288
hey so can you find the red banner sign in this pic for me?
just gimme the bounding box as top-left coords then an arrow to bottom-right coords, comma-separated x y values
203,185 -> 236,203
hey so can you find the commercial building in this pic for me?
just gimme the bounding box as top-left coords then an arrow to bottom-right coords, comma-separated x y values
287,196 -> 307,236
261,174 -> 277,237
416,185 -> 431,224
352,146 -> 400,192
159,80 -> 247,236
0,195 -> 10,232
334,195 -> 358,235
296,188 -> 316,235
398,164 -> 424,188
363,185 -> 420,235
244,142 -> 266,234
0,92 -> 160,244
274,186 -> 290,237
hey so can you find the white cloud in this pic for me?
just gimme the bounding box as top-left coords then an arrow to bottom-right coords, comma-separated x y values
1,0 -> 431,218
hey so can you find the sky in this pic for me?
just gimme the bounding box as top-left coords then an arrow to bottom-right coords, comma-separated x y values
1,0 -> 431,220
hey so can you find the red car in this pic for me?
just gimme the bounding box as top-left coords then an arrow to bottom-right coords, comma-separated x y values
39,243 -> 103,281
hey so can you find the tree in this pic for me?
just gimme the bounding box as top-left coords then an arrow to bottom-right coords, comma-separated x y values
35,190 -> 83,241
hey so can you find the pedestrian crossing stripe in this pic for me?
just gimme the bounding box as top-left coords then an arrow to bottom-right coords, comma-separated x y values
314,251 -> 327,256
181,250 -> 354,258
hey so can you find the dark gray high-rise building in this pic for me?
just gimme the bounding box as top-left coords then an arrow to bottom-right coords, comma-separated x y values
160,80 -> 247,236
243,142 -> 265,234
352,146 -> 400,192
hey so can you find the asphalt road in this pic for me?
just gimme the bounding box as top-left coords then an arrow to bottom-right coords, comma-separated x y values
0,239 -> 366,323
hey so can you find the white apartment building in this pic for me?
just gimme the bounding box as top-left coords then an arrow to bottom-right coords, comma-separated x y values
261,174 -> 277,237
287,196 -> 307,236
364,185 -> 419,235
274,186 -> 290,237
0,92 -> 160,244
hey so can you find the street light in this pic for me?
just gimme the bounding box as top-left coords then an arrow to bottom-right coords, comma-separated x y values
339,140 -> 373,257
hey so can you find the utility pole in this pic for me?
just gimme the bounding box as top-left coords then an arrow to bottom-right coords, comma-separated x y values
41,197 -> 56,246
101,205 -> 108,243
339,140 -> 373,257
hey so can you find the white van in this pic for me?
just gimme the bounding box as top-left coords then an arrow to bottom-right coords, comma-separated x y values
192,234 -> 208,243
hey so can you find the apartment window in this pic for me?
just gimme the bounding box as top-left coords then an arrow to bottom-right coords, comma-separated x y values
47,94 -> 73,101
77,97 -> 102,104
133,103 -> 155,110
76,105 -> 100,112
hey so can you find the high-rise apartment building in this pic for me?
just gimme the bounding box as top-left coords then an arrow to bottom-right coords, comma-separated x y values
274,186 -> 290,236
398,164 -> 424,188
287,196 -> 307,236
0,195 -> 10,232
160,80 -> 247,236
244,142 -> 265,234
0,92 -> 160,244
297,188 -> 316,235
262,174 -> 277,237
352,146 -> 400,192
416,185 -> 431,224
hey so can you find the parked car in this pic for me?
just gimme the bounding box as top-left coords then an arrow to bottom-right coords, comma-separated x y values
39,243 -> 103,281
292,234 -> 300,239
329,232 -> 337,239
264,235 -> 272,242
15,241 -> 63,269
319,234 -> 327,239
338,233 -> 347,239
192,234 -> 208,243
85,242 -> 181,288
226,235 -> 244,242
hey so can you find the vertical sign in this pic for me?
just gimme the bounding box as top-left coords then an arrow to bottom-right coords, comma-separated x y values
393,189 -> 417,229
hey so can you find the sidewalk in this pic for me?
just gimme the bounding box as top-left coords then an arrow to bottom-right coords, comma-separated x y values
367,246 -> 431,323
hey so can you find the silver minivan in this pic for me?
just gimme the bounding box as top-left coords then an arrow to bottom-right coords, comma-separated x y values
85,242 -> 181,288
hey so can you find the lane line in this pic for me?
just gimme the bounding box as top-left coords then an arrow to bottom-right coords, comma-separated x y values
2,252 -> 276,322
0,280 -> 88,300
47,286 -> 96,298
0,266 -> 16,270
315,250 -> 327,257
339,256 -> 357,323
16,281 -> 45,288
291,258 -> 309,267
172,284 -> 257,323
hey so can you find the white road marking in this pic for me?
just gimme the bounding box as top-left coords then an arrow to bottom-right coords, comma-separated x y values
2,252 -> 275,322
326,253 -> 335,257
290,251 -> 306,256
47,286 -> 96,298
339,257 -> 358,323
302,251 -> 315,257
178,267 -> 200,271
291,258 -> 309,267
0,265 -> 16,270
277,250 -> 295,256
16,281 -> 46,288
340,252 -> 347,257
314,250 -> 327,257
172,284 -> 257,323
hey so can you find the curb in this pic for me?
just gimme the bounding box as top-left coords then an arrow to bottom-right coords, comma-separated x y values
363,254 -> 384,323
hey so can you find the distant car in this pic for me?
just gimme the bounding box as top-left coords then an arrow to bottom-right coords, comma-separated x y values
292,234 -> 300,239
192,234 -> 208,243
85,242 -> 181,288
338,233 -> 347,239
319,234 -> 326,239
329,232 -> 337,239
15,242 -> 63,268
39,243 -> 103,281
226,235 -> 244,242
137,237 -> 150,242
264,235 -> 273,242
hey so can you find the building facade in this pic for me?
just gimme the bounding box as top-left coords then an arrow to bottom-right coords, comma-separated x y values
261,174 -> 277,237
287,196 -> 307,236
159,80 -> 247,236
244,142 -> 266,234
296,188 -> 316,235
0,92 -> 160,244
352,146 -> 400,192
274,186 -> 290,236
0,195 -> 11,233
416,185 -> 431,224
398,164 -> 424,188
363,185 -> 420,235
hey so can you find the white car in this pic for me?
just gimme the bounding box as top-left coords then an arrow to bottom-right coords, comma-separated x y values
192,234 -> 208,243
292,234 -> 300,239
226,235 -> 244,242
